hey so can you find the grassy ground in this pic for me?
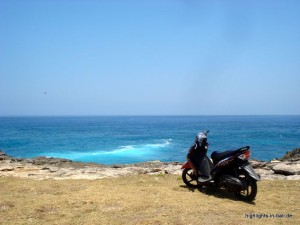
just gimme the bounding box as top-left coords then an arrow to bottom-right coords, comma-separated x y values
0,175 -> 299,225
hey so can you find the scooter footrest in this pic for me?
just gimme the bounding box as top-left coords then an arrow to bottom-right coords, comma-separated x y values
197,175 -> 212,183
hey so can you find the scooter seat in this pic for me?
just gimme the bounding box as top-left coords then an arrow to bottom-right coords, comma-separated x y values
211,150 -> 236,164
211,146 -> 249,164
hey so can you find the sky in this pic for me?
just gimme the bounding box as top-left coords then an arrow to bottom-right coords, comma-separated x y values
0,0 -> 299,116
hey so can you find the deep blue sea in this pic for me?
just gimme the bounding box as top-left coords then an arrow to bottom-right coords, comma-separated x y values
0,116 -> 299,164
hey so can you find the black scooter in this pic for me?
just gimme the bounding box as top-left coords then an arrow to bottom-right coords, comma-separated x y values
182,141 -> 260,202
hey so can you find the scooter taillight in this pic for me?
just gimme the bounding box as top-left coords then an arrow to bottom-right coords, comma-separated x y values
238,150 -> 251,160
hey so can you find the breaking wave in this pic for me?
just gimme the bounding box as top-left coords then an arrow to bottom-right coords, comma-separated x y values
44,139 -> 172,164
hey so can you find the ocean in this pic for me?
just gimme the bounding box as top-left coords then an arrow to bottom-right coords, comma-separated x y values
0,116 -> 299,164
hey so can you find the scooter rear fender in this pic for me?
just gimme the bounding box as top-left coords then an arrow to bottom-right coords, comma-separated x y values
240,161 -> 261,181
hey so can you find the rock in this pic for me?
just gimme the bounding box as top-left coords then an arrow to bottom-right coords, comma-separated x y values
0,151 -> 11,161
28,173 -> 37,177
150,168 -> 162,173
0,166 -> 14,171
111,165 -> 125,168
272,161 -> 300,175
254,168 -> 274,175
286,175 -> 300,180
31,156 -> 72,166
281,148 -> 300,161
270,160 -> 281,163
250,160 -> 267,169
133,160 -> 164,168
40,167 -> 58,173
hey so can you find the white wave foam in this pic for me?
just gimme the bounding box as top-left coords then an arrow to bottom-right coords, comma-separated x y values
44,139 -> 172,161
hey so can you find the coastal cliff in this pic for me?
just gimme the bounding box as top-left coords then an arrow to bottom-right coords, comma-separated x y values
1,149 -> 300,180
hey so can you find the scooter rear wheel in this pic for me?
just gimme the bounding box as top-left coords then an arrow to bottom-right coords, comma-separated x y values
234,174 -> 257,202
182,168 -> 199,188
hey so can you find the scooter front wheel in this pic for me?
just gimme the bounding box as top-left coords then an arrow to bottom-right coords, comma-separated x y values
182,168 -> 199,188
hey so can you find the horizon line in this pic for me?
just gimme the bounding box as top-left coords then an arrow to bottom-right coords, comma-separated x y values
0,114 -> 300,117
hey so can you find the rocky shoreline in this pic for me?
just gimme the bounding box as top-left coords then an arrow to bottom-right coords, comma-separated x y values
1,149 -> 300,180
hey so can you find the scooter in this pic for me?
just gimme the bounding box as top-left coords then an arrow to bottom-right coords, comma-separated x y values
182,145 -> 260,202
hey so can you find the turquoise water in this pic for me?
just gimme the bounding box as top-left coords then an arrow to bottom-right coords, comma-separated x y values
0,116 -> 299,164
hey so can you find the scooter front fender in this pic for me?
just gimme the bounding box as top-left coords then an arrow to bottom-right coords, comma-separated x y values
181,161 -> 191,169
240,161 -> 261,181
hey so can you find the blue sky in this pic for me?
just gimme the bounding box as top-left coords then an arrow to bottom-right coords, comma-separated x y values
0,0 -> 299,115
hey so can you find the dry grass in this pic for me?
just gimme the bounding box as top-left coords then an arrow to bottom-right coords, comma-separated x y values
0,175 -> 299,225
